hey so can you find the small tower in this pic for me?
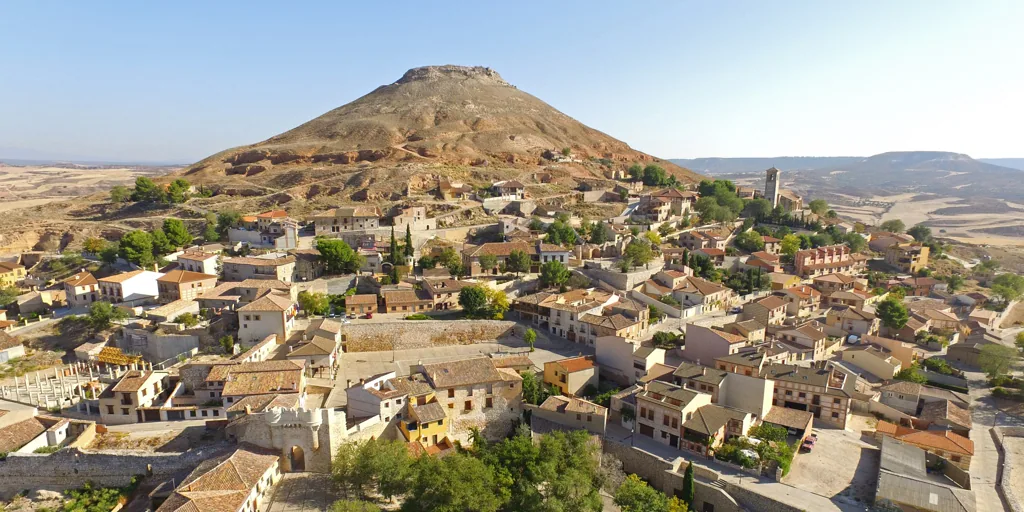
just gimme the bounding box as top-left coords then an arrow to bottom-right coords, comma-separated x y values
764,167 -> 781,208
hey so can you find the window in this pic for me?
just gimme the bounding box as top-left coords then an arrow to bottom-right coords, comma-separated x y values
210,392 -> 216,398
254,315 -> 261,321
663,416 -> 670,426
785,390 -> 792,396
106,405 -> 114,414
485,398 -> 493,408
448,403 -> 454,409
244,315 -> 251,321
798,392 -> 806,398
833,398 -> 841,404
448,389 -> 455,398
464,401 -> 472,411
831,412 -> 839,419
189,410 -> 196,417
577,414 -> 582,420
141,389 -> 148,397
587,415 -> 592,422
122,408 -> 129,415
396,398 -> 402,404
640,407 -> 647,418
661,431 -> 667,439
671,418 -> 678,428
952,455 -> 961,462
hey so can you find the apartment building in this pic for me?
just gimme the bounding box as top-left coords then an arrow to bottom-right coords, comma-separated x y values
99,370 -> 172,425
760,362 -> 856,429
742,295 -> 788,326
885,243 -> 930,274
513,289 -> 647,345
794,244 -> 857,278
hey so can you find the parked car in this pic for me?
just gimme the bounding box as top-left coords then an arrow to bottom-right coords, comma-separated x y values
800,439 -> 814,452
729,306 -> 742,314
364,312 -> 373,319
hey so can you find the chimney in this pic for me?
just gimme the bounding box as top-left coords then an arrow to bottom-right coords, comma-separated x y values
359,378 -> 365,386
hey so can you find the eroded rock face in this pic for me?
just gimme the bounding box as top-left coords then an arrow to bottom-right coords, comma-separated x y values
395,65 -> 509,86
227,149 -> 271,165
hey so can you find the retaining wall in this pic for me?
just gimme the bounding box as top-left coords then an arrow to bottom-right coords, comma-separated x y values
580,260 -> 665,291
0,445 -> 232,498
343,320 -> 517,352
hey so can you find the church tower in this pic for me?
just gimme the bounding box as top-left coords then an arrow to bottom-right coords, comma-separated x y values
765,167 -> 781,208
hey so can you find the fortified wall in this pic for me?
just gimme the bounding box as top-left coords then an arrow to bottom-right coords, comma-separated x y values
344,320 -> 516,352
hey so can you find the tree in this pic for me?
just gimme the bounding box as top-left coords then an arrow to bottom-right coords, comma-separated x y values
734,230 -> 765,253
163,218 -> 192,248
809,233 -> 833,248
417,255 -> 436,269
880,219 -> 906,233
748,423 -> 788,443
590,221 -> 608,244
216,211 -> 242,237
459,285 -> 490,318
437,247 -> 462,273
627,164 -> 644,182
894,364 -> 928,384
681,461 -> 695,508
808,199 -> 829,216
109,185 -> 132,203
404,225 -> 414,258
843,233 -> 868,253
561,147 -> 572,156
478,254 -> 498,274
876,296 -> 910,331
641,164 -> 669,186
546,220 -> 577,246
330,500 -> 381,512
317,238 -> 365,274
298,291 -> 330,316
174,312 -> 200,328
614,474 -> 668,512
401,452 -> 507,512
644,230 -> 662,246
151,229 -> 175,256
87,301 -> 127,331
507,249 -> 531,276
540,260 -> 570,288
165,179 -> 192,204
907,224 -> 932,243
484,287 -> 509,319
202,212 -> 219,241
780,234 -> 801,257
1016,332 -> 1024,352
389,227 -> 399,265
0,286 -> 21,307
99,245 -> 119,265
624,239 -> 654,269
991,273 -> 1024,302
521,371 -> 549,405
83,237 -> 108,254
219,335 -> 234,354
118,230 -> 155,267
524,328 -> 537,352
658,222 -> 673,237
980,344 -> 1018,379
131,176 -> 164,202
742,198 -> 773,220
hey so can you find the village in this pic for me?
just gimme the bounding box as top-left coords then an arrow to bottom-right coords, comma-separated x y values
1,166 -> 1023,512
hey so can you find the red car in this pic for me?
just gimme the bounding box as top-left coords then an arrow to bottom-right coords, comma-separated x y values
800,439 -> 814,452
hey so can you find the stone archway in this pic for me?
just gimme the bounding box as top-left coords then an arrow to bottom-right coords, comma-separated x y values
289,445 -> 305,472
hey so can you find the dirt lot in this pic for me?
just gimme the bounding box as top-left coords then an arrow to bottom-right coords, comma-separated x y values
89,425 -> 220,452
784,412 -> 880,506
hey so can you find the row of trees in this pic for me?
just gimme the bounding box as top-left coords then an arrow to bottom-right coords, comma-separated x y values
331,427 -> 617,512
111,177 -> 199,205
102,218 -> 194,267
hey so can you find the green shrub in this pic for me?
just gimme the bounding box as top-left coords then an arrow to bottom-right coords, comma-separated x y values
34,445 -> 60,454
405,314 -> 432,320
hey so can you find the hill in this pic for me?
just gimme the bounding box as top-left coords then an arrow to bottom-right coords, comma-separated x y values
670,157 -> 861,176
177,65 -> 700,200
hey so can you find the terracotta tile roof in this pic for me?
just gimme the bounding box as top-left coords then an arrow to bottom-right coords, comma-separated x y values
237,279 -> 290,290
346,294 -> 378,305
179,250 -> 219,262
307,318 -> 342,335
256,210 -> 288,219
63,271 -> 97,287
539,395 -> 606,415
782,324 -> 828,341
919,400 -> 972,430
754,295 -> 787,310
158,269 -> 218,284
410,402 -> 447,423
677,276 -> 727,296
317,206 -> 382,218
0,416 -> 48,452
222,367 -> 303,396
638,381 -> 701,411
783,285 -> 821,300
833,306 -> 876,321
382,289 -> 431,304
672,362 -> 728,386
98,269 -> 147,284
222,256 -> 295,266
876,420 -> 974,456
112,370 -> 158,392
0,261 -> 25,272
762,235 -> 781,243
710,327 -> 748,344
579,313 -> 641,331
288,335 -> 336,357
683,404 -> 747,435
750,251 -> 780,262
696,248 -> 726,257
177,446 -> 279,498
813,273 -> 856,284
763,405 -> 813,430
237,293 -> 294,312
491,354 -> 533,370
226,393 -> 300,414
422,357 -> 503,388
206,360 -> 304,382
550,356 -> 597,373
464,241 -> 564,258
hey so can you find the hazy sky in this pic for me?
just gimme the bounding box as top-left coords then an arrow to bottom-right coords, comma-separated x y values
1,1 -> 1021,163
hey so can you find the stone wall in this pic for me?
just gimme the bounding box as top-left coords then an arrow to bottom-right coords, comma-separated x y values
994,426 -> 1024,512
720,481 -> 806,512
344,320 -> 517,352
0,445 -> 232,498
580,259 -> 665,291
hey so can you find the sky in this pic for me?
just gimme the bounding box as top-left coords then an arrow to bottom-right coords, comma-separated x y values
1,1 -> 1022,164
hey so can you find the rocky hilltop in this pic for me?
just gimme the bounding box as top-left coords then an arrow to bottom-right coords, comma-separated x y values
180,65 -> 699,186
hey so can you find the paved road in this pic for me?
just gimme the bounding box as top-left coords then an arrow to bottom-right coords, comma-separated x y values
263,473 -> 341,512
966,368 -> 1019,512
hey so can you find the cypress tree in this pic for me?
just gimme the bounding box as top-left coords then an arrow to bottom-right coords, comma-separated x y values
405,224 -> 414,258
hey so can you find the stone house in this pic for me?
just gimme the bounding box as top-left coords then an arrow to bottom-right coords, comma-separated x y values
63,270 -> 99,308
414,357 -> 523,441
237,293 -> 297,344
157,446 -> 281,512
345,294 -> 378,316
157,269 -> 219,303
761,236 -> 781,254
594,335 -> 665,386
0,331 -> 26,363
422,278 -> 473,310
381,289 -> 432,314
544,356 -> 599,397
777,323 -> 832,359
777,285 -> 821,317
222,256 -> 296,283
874,421 -> 973,470
678,231 -> 726,251
491,180 -> 526,200
392,206 -> 437,232
399,401 -> 451,449
825,306 -> 880,337
0,261 -> 27,287
461,240 -> 569,276
878,381 -> 969,416
99,370 -> 172,425
312,206 -> 382,235
289,249 -> 325,282
530,395 -> 608,435
682,404 -> 755,456
207,360 -> 305,406
862,334 -> 916,369
840,344 -> 901,379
